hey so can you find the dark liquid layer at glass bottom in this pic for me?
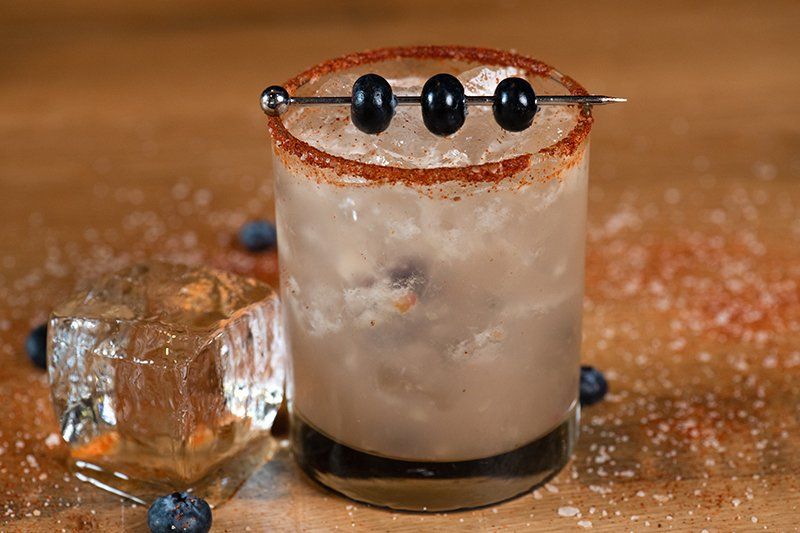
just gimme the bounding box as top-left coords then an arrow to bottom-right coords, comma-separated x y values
292,406 -> 578,511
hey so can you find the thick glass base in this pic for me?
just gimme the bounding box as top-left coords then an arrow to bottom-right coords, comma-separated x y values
292,404 -> 578,511
68,434 -> 276,507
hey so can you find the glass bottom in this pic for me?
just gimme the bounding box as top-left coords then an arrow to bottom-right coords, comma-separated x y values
68,434 -> 276,508
292,404 -> 579,511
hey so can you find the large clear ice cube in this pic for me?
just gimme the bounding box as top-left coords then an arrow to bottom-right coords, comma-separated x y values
48,261 -> 284,504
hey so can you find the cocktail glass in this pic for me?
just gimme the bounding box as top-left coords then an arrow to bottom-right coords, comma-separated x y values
266,46 -> 592,511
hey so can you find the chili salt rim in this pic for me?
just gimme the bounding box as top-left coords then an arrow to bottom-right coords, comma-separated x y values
267,45 -> 593,186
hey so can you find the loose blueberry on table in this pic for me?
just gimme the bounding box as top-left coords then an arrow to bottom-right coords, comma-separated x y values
25,322 -> 48,369
579,365 -> 609,406
147,492 -> 212,533
238,219 -> 277,252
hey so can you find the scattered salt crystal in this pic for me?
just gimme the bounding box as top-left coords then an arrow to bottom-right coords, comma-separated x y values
752,162 -> 776,181
589,484 -> 612,495
669,337 -> 686,351
25,455 -> 39,469
557,506 -> 579,517
732,498 -> 741,507
544,483 -> 559,493
664,188 -> 681,204
670,117 -> 689,135
577,519 -> 593,528
193,189 -> 212,207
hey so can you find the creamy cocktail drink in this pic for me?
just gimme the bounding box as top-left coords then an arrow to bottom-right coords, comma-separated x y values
266,46 -> 592,510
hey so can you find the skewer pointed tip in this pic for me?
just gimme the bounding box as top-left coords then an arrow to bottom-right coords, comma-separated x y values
583,95 -> 627,105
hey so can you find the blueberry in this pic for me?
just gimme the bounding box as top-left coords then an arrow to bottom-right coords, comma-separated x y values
579,365 -> 608,406
147,492 -> 212,533
238,220 -> 277,252
421,73 -> 466,136
351,73 -> 397,134
493,77 -> 538,132
25,322 -> 47,370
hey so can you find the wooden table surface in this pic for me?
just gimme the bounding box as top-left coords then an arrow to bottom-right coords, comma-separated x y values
2,1 -> 799,530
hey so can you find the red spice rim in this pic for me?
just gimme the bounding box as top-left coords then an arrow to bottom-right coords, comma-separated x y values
267,45 -> 593,185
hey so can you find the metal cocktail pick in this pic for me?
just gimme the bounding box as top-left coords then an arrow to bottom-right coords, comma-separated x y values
261,73 -> 625,136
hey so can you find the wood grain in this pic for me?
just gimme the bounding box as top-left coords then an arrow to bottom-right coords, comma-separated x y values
1,1 -> 799,530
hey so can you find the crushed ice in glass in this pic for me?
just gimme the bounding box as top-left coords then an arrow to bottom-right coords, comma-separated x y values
284,64 -> 580,168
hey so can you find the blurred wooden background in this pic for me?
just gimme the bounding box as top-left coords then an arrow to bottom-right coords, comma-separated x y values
1,1 -> 799,531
